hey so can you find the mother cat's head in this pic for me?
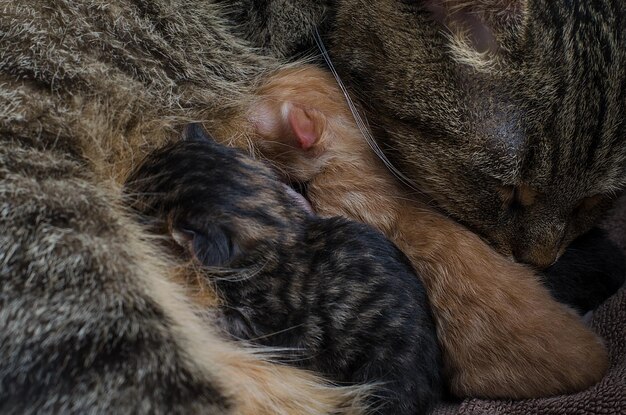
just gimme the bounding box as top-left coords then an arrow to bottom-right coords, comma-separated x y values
328,0 -> 626,268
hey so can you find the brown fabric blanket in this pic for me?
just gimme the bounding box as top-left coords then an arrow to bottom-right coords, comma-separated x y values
433,195 -> 626,415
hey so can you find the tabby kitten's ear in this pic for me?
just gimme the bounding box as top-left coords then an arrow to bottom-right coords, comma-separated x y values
424,0 -> 528,53
182,123 -> 214,143
172,225 -> 240,267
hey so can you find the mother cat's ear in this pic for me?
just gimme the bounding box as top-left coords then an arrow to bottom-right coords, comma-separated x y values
424,0 -> 528,54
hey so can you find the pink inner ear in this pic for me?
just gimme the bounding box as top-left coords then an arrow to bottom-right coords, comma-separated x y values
287,104 -> 320,150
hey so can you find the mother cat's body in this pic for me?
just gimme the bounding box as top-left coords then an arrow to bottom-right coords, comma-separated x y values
0,2 -> 355,414
0,0 -> 624,414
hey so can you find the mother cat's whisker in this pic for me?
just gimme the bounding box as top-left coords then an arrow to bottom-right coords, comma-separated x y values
244,324 -> 307,343
313,30 -> 426,197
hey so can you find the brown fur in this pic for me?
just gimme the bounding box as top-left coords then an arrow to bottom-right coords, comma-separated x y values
242,65 -> 609,399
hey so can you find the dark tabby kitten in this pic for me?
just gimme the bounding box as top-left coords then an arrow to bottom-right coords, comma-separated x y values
124,125 -> 443,415
327,0 -> 626,268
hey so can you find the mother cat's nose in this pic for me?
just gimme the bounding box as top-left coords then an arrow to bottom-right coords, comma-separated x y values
511,220 -> 568,269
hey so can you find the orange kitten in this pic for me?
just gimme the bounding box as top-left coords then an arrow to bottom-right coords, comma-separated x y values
244,65 -> 608,399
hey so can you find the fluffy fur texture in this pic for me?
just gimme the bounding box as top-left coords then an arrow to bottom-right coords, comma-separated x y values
326,0 -> 626,267
246,65 -> 614,399
124,127 -> 442,415
0,1 -> 367,413
2,0 -> 623,411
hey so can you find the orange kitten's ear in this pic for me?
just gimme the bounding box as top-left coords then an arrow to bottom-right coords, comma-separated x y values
249,101 -> 326,150
285,103 -> 326,150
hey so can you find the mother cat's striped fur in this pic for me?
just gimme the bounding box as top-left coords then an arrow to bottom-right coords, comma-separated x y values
229,0 -> 626,268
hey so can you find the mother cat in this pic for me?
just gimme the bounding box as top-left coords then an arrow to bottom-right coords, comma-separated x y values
0,1 -> 624,414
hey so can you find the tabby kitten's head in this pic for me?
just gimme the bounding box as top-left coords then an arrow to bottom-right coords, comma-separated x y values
330,0 -> 626,267
125,124 -> 310,267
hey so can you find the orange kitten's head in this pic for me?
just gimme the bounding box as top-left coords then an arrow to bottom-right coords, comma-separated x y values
248,66 -> 361,182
